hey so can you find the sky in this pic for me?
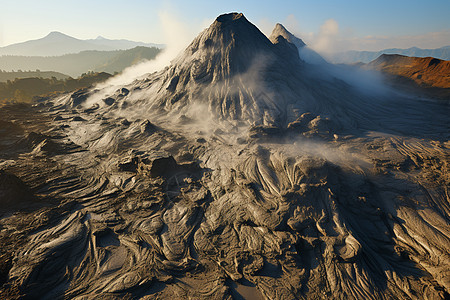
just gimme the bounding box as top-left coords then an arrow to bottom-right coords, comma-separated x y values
1,0 -> 450,52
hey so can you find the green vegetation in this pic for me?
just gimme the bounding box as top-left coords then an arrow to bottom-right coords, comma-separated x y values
94,46 -> 161,74
0,72 -> 112,104
0,70 -> 69,82
0,46 -> 161,77
0,46 -> 160,105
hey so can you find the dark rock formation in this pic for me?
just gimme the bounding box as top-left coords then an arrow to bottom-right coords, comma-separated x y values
0,171 -> 34,209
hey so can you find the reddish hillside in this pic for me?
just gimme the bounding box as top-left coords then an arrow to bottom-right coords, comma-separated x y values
368,54 -> 450,88
366,54 -> 450,99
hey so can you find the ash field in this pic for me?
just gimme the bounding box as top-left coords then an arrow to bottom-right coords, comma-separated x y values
0,13 -> 449,299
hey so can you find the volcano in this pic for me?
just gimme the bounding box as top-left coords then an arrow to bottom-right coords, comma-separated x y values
0,13 -> 449,300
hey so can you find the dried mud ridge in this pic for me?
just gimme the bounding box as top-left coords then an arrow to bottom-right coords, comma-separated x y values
1,13 -> 450,300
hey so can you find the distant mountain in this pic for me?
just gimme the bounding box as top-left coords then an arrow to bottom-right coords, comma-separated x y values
365,54 -> 450,99
86,36 -> 164,52
0,46 -> 161,77
329,46 -> 450,64
0,32 -> 164,56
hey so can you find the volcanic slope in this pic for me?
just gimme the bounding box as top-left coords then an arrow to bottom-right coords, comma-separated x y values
1,13 -> 449,300
269,23 -> 327,65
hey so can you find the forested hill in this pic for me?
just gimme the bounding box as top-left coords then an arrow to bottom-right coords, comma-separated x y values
0,46 -> 160,77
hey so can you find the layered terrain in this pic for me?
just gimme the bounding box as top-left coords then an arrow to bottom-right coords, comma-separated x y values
0,13 -> 449,300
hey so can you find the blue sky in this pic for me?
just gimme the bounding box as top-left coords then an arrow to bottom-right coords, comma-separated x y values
1,0 -> 449,51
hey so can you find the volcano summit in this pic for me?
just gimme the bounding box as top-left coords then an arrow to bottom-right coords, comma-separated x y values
0,13 -> 449,300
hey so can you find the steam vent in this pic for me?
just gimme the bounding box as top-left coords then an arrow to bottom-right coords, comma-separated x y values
0,12 -> 449,300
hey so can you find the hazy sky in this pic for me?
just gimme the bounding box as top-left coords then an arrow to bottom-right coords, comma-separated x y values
1,0 -> 450,52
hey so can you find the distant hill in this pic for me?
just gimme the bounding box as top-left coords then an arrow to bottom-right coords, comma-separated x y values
0,31 -> 164,56
0,46 -> 161,77
92,46 -> 161,74
0,70 -> 69,82
329,46 -> 450,64
86,36 -> 164,52
365,54 -> 450,100
0,72 -> 112,104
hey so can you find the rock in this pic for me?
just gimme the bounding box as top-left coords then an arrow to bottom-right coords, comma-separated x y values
167,75 -> 180,92
149,156 -> 179,178
103,97 -> 115,106
118,157 -> 139,173
121,101 -> 129,109
140,120 -> 157,134
31,139 -> 61,155
236,137 -> 247,144
120,88 -> 129,96
248,125 -> 282,139
178,115 -> 191,124
83,103 -> 99,113
70,88 -> 90,107
287,112 -> 315,132
309,116 -> 332,132
121,119 -> 131,126
72,116 -> 86,122
214,129 -> 224,135
17,132 -> 47,149
0,171 -> 34,209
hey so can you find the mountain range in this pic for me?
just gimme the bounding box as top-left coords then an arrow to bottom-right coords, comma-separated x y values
0,46 -> 161,77
329,46 -> 450,64
0,31 -> 164,57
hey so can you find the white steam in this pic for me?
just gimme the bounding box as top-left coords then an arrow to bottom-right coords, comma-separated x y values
84,10 -> 203,108
311,19 -> 340,54
100,11 -> 196,87
288,137 -> 371,172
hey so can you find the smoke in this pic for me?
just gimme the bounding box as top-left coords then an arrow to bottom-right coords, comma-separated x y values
295,17 -> 450,54
103,11 -> 197,87
286,137 -> 371,172
263,15 -> 343,55
311,19 -> 339,54
84,10 -> 204,108
326,64 -> 392,95
80,12 -> 394,139
144,52 -> 279,141
263,18 -> 394,96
